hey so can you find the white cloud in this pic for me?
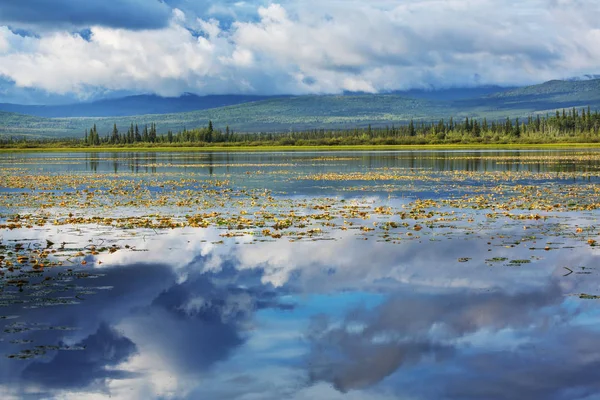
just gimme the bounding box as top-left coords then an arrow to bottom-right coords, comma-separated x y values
0,1 -> 599,98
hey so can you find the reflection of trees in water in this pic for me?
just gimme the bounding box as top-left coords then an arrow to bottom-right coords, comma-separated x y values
148,152 -> 156,173
83,152 -> 161,173
86,153 -> 99,172
76,150 -> 600,176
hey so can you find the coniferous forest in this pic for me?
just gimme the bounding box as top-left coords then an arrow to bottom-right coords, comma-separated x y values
82,107 -> 600,146
2,107 -> 600,147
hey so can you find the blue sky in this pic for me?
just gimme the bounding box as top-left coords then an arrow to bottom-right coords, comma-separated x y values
0,0 -> 599,104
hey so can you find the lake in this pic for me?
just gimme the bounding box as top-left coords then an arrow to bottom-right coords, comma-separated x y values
1,150 -> 599,400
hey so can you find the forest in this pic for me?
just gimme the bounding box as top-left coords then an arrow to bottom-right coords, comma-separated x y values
2,107 -> 600,148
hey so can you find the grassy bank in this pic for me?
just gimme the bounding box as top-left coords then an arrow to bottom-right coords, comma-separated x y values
2,142 -> 600,153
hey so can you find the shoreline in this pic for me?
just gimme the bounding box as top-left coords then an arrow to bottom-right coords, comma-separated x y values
2,142 -> 600,153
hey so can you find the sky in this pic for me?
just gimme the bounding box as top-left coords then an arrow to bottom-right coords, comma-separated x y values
0,0 -> 599,104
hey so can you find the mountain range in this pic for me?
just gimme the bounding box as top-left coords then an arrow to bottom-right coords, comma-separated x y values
0,94 -> 283,118
1,79 -> 599,138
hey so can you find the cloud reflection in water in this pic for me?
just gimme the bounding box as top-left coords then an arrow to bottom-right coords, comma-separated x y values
0,220 -> 598,399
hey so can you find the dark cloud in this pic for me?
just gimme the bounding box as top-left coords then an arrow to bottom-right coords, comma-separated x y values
0,0 -> 172,30
22,322 -> 137,389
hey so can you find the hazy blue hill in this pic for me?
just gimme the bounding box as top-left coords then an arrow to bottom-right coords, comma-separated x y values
0,86 -> 516,118
2,79 -> 600,138
0,94 -> 282,118
490,79 -> 600,98
467,78 -> 600,112
0,111 -> 84,137
395,86 -> 515,101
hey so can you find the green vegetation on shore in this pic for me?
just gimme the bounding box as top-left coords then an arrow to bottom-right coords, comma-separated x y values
3,143 -> 600,154
2,107 -> 599,151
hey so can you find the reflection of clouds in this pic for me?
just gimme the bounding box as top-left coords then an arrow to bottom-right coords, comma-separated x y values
90,220 -> 600,296
232,228 -> 558,290
306,281 -> 600,399
99,227 -> 255,283
0,262 -> 175,398
5,202 -> 599,295
108,266 -> 295,399
0,253 -> 293,399
438,327 -> 600,400
1,222 -> 600,399
0,261 -> 175,396
119,270 -> 263,374
22,323 -> 137,390
188,367 -> 402,400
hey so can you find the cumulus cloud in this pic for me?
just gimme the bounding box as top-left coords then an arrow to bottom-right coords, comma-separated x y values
0,1 -> 599,100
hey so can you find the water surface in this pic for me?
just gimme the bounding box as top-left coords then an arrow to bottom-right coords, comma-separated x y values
0,150 -> 599,400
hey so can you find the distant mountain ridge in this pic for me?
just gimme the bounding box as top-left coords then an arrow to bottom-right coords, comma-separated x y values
0,87 -> 517,118
389,85 -> 515,101
490,78 -> 600,98
0,94 -> 285,118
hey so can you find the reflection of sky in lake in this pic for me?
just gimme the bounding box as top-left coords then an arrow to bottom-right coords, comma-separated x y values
1,223 -> 599,400
0,151 -> 600,399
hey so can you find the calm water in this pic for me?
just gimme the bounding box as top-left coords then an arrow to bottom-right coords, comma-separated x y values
1,150 -> 600,400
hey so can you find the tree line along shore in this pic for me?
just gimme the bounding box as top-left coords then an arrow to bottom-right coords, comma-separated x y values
2,107 -> 600,149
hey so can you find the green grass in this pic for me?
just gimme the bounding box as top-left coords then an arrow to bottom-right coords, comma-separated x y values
3,142 -> 600,153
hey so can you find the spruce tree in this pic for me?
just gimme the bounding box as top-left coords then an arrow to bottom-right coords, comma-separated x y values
135,124 -> 141,142
128,123 -> 134,143
149,123 -> 157,142
206,120 -> 214,143
504,118 -> 512,135
472,120 -> 480,137
111,124 -> 119,144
